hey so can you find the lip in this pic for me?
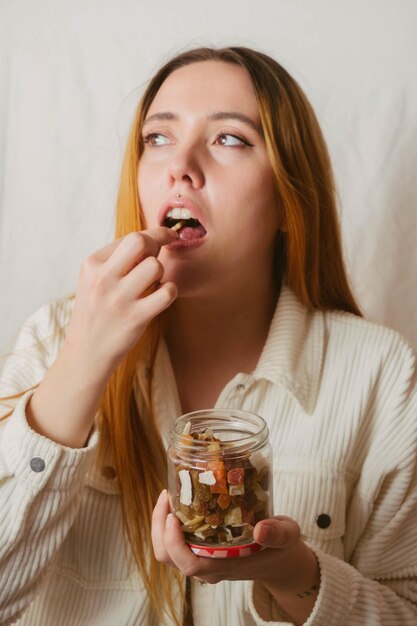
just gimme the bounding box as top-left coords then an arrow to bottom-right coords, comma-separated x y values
158,196 -> 207,230
165,236 -> 206,251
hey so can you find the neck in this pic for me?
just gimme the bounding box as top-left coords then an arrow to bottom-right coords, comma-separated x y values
164,278 -> 280,412
167,288 -> 278,353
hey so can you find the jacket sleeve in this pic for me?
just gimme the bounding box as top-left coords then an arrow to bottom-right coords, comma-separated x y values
248,333 -> 417,626
0,300 -> 99,624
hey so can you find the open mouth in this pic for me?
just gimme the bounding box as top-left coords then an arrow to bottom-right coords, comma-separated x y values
163,208 -> 207,240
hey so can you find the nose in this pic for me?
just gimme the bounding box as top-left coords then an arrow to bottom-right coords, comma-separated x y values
167,143 -> 205,190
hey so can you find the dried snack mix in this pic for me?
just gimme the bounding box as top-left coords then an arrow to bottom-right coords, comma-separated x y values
170,422 -> 270,547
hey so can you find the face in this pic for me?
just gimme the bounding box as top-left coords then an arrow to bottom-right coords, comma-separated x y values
138,60 -> 282,299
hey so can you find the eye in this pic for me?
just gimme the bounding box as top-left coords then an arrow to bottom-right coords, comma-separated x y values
142,133 -> 171,146
215,133 -> 252,147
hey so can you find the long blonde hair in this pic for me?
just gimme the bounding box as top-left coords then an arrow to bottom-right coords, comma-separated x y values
3,46 -> 361,625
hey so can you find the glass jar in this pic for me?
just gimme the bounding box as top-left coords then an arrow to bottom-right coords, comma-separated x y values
167,409 -> 273,558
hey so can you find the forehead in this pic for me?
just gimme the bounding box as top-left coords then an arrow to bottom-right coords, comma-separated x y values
147,60 -> 260,119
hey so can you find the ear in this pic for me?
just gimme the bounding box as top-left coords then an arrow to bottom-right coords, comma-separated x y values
275,198 -> 287,232
278,215 -> 287,233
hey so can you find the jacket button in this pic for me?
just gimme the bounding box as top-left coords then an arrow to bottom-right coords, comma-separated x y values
316,513 -> 331,529
30,457 -> 46,473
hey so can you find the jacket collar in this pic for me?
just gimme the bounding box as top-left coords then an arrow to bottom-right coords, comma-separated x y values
253,286 -> 325,414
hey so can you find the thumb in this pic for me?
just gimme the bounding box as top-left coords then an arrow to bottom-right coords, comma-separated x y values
254,516 -> 301,549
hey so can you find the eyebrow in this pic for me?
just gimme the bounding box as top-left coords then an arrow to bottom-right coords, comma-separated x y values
142,110 -> 262,134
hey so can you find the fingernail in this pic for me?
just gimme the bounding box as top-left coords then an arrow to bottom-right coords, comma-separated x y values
166,513 -> 175,528
157,489 -> 167,504
258,521 -> 274,543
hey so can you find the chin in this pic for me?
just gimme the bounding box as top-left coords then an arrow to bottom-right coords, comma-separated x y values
170,280 -> 205,300
166,272 -> 213,300
162,258 -> 208,295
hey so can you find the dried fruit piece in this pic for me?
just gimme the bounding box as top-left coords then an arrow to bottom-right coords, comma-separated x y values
179,434 -> 194,446
190,470 -> 212,502
211,477 -> 228,494
248,451 -> 267,473
229,484 -> 245,496
179,504 -> 193,519
208,498 -> 218,511
182,515 -> 205,530
227,467 -> 245,485
257,466 -> 269,490
206,512 -> 224,527
179,469 -> 193,506
207,460 -> 227,493
192,499 -> 209,516
217,493 -> 231,509
207,460 -> 226,478
224,507 -> 242,526
175,510 -> 190,525
241,508 -> 255,525
243,491 -> 257,510
194,523 -> 211,533
198,470 -> 216,485
253,486 -> 268,502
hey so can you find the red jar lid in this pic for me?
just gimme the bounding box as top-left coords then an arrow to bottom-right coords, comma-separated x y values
187,541 -> 264,559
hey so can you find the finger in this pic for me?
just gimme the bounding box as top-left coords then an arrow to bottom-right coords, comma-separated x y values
164,513 -> 201,578
144,226 -> 180,247
107,229 -> 178,276
151,490 -> 172,564
121,256 -> 164,299
133,281 -> 178,323
93,227 -> 178,266
253,516 -> 301,550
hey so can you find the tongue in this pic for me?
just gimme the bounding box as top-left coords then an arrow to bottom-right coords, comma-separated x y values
179,225 -> 206,240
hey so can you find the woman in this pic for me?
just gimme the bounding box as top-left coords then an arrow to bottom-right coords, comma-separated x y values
1,47 -> 416,626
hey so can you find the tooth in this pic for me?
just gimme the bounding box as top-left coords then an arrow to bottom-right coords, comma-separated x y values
172,208 -> 182,219
166,207 -> 195,220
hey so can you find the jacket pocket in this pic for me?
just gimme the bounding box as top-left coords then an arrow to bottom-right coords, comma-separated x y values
272,461 -> 349,555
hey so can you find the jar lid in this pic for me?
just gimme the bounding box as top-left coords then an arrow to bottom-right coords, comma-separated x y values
188,541 -> 264,559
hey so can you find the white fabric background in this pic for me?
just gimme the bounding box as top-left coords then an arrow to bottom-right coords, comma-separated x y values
0,0 -> 416,351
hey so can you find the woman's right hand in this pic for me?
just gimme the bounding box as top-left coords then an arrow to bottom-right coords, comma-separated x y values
64,226 -> 178,380
25,227 -> 178,448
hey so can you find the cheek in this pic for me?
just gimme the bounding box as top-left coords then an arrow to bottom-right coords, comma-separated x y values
233,185 -> 281,240
220,211 -> 280,269
236,167 -> 279,214
137,164 -> 151,198
137,166 -> 160,221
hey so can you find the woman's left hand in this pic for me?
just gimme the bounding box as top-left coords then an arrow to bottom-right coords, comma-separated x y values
151,489 -> 320,623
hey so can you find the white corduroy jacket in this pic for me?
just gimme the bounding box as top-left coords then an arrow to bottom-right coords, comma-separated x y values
1,286 -> 417,626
